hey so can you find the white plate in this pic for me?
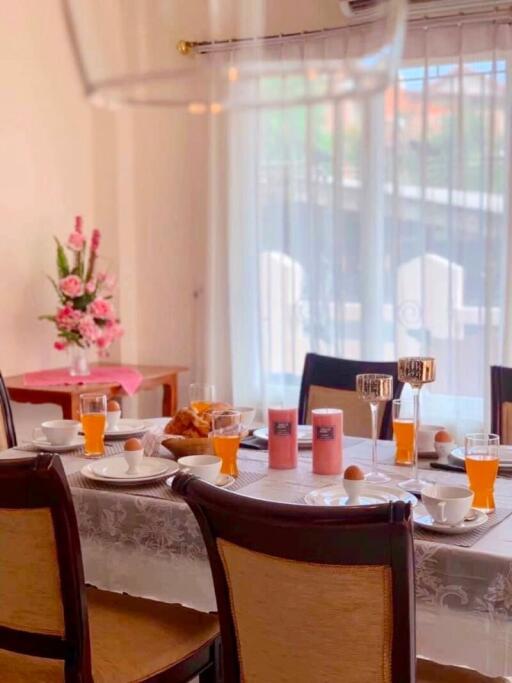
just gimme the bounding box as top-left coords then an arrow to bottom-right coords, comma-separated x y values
305,483 -> 418,507
82,458 -> 178,485
253,425 -> 312,443
104,419 -> 149,439
165,473 -> 235,489
90,456 -> 172,480
450,446 -> 512,470
414,508 -> 488,534
32,436 -> 85,452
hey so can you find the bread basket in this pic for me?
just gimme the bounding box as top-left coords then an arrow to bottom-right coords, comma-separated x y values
162,436 -> 214,459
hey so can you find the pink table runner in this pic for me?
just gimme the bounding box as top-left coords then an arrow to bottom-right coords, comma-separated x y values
24,366 -> 143,396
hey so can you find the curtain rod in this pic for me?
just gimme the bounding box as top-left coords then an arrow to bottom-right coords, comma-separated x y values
182,5 -> 512,55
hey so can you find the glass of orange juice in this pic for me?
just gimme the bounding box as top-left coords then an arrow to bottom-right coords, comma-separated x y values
465,433 -> 499,512
80,393 -> 107,457
212,410 -> 242,477
189,383 -> 215,413
392,398 -> 415,466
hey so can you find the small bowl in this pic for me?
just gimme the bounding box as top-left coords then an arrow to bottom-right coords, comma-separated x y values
41,419 -> 80,446
178,455 -> 222,484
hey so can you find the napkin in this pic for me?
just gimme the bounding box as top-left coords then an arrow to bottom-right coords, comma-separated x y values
141,425 -> 180,460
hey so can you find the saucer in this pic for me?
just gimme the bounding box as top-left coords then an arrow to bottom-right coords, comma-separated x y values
32,436 -> 85,452
90,456 -> 172,480
104,419 -> 149,440
165,473 -> 235,489
414,508 -> 488,534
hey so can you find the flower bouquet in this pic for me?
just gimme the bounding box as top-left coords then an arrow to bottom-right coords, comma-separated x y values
41,216 -> 123,375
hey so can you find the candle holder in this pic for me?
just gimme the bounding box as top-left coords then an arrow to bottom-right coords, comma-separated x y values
356,374 -> 393,484
397,356 -> 436,493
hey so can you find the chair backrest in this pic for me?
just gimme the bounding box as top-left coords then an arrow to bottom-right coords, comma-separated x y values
0,373 -> 17,449
173,472 -> 416,683
298,353 -> 403,439
0,454 -> 91,682
490,366 -> 512,445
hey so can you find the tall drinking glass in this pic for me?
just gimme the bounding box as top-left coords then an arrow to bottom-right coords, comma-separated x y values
392,398 -> 415,466
465,433 -> 499,512
212,410 -> 242,477
189,383 -> 215,413
80,393 -> 107,457
356,374 -> 393,483
397,357 -> 436,492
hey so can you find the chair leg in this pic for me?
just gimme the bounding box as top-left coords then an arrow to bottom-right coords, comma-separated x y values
199,638 -> 222,683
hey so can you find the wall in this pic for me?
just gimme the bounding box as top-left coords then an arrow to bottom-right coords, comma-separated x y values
0,0 -> 208,437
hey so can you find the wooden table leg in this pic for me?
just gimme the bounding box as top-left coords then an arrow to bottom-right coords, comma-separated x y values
162,374 -> 178,417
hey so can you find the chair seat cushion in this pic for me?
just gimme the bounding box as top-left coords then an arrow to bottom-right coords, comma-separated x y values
87,588 -> 218,683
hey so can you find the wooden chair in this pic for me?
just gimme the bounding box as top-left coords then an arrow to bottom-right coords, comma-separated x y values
0,455 -> 219,683
298,353 -> 403,439
491,365 -> 512,444
0,372 -> 17,449
173,472 -> 416,683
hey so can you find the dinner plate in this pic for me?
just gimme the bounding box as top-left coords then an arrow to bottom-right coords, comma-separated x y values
450,446 -> 512,470
103,419 -> 149,439
90,456 -> 172,480
305,483 -> 418,507
414,508 -> 487,534
31,436 -> 85,452
81,458 -> 178,485
253,425 -> 313,443
165,473 -> 235,489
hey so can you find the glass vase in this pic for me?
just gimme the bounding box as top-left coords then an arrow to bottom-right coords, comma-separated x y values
69,345 -> 90,377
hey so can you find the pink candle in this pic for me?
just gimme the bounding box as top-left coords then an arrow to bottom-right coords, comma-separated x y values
268,407 -> 298,470
312,408 -> 343,475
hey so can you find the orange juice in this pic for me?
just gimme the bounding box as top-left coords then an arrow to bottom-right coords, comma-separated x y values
81,412 -> 106,457
213,434 -> 240,477
191,400 -> 212,414
466,455 -> 499,512
393,419 -> 415,465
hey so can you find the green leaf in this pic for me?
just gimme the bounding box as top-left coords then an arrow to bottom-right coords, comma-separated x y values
38,315 -> 56,322
54,237 -> 70,278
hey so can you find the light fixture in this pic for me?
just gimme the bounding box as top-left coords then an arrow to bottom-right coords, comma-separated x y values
62,0 -> 407,110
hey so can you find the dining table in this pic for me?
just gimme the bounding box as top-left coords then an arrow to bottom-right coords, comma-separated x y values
3,418 -> 512,680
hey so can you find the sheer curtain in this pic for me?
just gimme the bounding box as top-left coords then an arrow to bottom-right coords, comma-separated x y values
211,15 -> 512,434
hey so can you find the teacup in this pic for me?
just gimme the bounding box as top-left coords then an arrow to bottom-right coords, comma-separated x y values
106,410 -> 122,432
39,419 -> 80,446
421,484 -> 474,526
178,455 -> 222,484
123,448 -> 144,475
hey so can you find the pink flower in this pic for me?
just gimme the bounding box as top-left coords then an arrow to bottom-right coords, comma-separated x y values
78,315 -> 100,343
67,231 -> 85,252
54,340 -> 68,351
96,321 -> 124,351
59,275 -> 84,299
56,305 -> 82,331
91,228 -> 101,254
85,277 -> 97,294
88,297 -> 113,320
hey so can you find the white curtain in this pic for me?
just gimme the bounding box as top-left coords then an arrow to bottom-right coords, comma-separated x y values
206,15 -> 512,435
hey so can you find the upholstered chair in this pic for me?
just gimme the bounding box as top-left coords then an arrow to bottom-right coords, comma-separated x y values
298,353 -> 403,439
491,365 -> 512,444
173,471 -> 415,683
0,455 -> 219,682
0,372 -> 17,450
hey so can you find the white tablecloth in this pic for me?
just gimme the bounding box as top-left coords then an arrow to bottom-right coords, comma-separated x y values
4,420 -> 512,678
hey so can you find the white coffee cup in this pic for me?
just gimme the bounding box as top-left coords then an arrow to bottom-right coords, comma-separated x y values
123,448 -> 144,475
421,484 -> 474,526
106,410 -> 122,432
38,419 -> 80,446
178,455 -> 222,484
